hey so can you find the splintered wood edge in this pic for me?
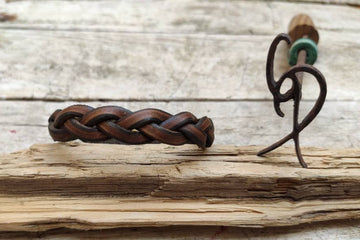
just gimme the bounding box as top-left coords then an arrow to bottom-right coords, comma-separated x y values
0,197 -> 359,231
0,143 -> 360,199
5,142 -> 360,168
0,143 -> 359,231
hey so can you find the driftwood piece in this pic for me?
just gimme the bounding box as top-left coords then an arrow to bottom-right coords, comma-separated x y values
0,143 -> 359,232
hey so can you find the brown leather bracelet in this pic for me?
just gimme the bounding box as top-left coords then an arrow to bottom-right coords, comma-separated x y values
48,105 -> 214,149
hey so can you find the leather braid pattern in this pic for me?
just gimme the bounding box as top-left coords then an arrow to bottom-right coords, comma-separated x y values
48,105 -> 214,148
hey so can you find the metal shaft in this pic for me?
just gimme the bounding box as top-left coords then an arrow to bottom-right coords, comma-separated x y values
295,49 -> 307,85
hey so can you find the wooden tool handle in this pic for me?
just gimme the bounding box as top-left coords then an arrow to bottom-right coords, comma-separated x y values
288,14 -> 319,44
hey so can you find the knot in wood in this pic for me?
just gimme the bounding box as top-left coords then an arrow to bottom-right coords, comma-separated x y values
48,105 -> 215,148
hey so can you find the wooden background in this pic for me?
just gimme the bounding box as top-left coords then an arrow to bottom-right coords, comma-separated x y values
0,0 -> 359,239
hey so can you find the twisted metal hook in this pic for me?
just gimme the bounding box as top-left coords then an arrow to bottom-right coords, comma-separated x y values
257,33 -> 327,168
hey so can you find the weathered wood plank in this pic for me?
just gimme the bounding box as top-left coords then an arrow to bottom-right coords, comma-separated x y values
0,143 -> 359,231
5,0 -> 360,6
2,1 -> 359,33
1,143 -> 360,197
1,100 -> 359,153
1,222 -> 360,240
284,0 -> 360,4
0,30 -> 359,101
1,196 -> 360,231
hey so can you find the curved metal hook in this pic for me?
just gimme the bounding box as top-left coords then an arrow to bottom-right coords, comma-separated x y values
258,33 -> 327,168
266,33 -> 293,117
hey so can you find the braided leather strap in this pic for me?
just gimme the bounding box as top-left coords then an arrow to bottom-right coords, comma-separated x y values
48,105 -> 214,148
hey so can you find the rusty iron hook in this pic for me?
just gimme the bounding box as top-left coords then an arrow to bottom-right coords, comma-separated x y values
257,33 -> 327,168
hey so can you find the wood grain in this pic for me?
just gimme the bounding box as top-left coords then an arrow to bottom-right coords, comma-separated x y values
1,196 -> 360,232
1,222 -> 360,240
0,143 -> 359,231
2,1 -> 360,32
0,0 -> 359,102
1,142 -> 360,196
0,30 -> 359,101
